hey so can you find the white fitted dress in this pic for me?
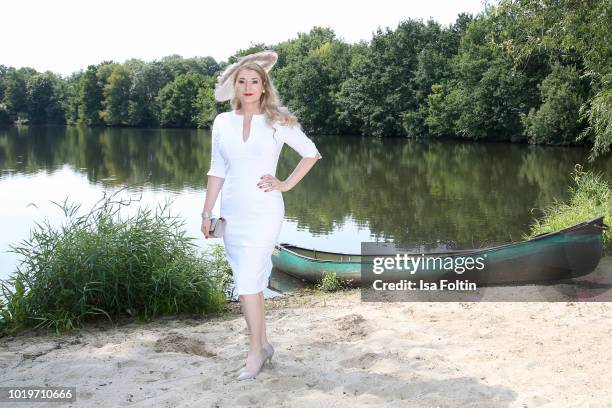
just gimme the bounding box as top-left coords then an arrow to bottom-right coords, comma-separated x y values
207,110 -> 321,295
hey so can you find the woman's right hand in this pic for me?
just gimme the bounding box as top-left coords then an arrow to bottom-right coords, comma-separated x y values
201,218 -> 212,239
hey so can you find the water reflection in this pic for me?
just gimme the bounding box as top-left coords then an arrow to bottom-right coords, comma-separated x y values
0,125 -> 610,278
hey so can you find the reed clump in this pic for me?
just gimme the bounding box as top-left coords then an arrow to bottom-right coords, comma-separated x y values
527,165 -> 611,252
0,190 -> 227,335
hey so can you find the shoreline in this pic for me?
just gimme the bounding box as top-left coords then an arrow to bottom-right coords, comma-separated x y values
1,285 -> 611,406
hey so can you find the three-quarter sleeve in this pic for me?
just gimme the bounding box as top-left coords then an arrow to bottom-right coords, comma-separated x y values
281,123 -> 322,159
206,115 -> 227,178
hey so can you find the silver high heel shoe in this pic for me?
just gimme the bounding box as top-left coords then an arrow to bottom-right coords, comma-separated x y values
236,350 -> 266,381
238,344 -> 274,376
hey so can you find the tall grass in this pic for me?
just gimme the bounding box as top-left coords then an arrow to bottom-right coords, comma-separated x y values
527,165 -> 611,252
0,189 -> 227,335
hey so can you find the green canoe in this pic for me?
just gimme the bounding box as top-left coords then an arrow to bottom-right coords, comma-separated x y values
271,216 -> 608,285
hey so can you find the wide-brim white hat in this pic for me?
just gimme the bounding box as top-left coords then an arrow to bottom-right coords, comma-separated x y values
214,50 -> 278,102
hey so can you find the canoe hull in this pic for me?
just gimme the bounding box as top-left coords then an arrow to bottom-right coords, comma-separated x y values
272,217 -> 607,285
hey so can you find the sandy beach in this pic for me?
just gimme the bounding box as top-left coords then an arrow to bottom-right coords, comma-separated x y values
1,274 -> 612,408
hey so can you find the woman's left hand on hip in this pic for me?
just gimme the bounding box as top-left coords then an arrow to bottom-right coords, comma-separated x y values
258,174 -> 287,192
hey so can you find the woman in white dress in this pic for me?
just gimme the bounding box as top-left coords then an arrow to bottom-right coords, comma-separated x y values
200,50 -> 322,380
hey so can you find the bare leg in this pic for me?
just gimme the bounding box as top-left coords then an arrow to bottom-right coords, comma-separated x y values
259,292 -> 271,350
239,292 -> 266,372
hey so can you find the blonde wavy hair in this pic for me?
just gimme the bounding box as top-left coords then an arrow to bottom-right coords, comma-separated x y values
229,62 -> 299,129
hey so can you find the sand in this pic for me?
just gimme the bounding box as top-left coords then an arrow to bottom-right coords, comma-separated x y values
1,281 -> 611,408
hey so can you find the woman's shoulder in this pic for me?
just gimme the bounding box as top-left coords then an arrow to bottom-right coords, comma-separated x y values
272,117 -> 301,130
217,111 -> 233,120
212,111 -> 232,126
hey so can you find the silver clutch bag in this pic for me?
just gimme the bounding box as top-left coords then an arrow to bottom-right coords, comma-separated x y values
209,217 -> 226,238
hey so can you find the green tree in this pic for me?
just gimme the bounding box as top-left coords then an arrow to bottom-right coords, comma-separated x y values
426,14 -> 537,141
578,76 -> 612,158
101,65 -> 132,126
522,63 -> 586,144
25,73 -> 65,124
62,72 -> 83,124
194,76 -> 218,128
0,65 -> 7,102
124,60 -> 165,127
404,17 -> 469,137
78,65 -> 103,125
491,0 -> 612,157
159,72 -> 204,127
426,83 -> 459,137
336,19 -> 454,137
2,69 -> 29,121
273,30 -> 352,134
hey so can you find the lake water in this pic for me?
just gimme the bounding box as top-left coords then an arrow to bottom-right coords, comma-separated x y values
1,125 -> 610,288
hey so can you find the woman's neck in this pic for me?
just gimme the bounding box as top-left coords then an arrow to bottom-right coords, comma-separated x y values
238,102 -> 262,116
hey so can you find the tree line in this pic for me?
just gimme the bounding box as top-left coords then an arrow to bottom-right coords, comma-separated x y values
0,0 -> 609,157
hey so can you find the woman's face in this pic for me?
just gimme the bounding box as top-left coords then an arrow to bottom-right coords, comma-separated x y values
234,68 -> 265,106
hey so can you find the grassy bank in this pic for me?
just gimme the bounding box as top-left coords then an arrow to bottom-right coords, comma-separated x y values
0,191 -> 229,335
527,165 -> 611,252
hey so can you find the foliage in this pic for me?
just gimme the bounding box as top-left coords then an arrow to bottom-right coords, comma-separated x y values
101,65 -> 132,126
2,68 -> 29,120
316,271 -> 352,292
527,165 -> 611,252
0,190 -> 226,334
201,243 -> 235,300
335,19 -> 463,138
522,62 -> 586,144
193,76 -> 218,128
159,72 -> 205,127
273,27 -> 353,135
490,0 -> 612,156
25,73 -> 65,124
0,3 -> 609,157
78,65 -> 104,126
578,83 -> 612,159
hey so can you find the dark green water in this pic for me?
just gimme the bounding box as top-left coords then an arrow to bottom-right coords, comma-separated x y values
1,125 -> 610,282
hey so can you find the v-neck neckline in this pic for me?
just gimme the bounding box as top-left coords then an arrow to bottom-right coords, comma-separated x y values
233,110 -> 264,144
242,117 -> 252,144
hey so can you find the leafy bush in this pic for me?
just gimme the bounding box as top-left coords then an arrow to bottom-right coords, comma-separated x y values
316,271 -> 352,292
0,190 -> 227,334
